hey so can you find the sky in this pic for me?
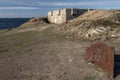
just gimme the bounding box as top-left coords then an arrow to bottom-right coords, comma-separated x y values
0,0 -> 120,18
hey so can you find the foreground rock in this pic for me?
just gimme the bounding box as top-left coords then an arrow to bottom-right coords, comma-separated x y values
85,42 -> 114,78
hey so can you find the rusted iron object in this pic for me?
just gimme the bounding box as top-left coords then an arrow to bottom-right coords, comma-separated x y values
85,42 -> 114,77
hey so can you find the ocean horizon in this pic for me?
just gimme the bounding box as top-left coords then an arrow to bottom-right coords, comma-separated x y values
0,18 -> 30,29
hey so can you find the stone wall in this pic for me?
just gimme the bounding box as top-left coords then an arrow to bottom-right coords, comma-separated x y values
48,8 -> 91,24
66,8 -> 89,20
48,9 -> 66,24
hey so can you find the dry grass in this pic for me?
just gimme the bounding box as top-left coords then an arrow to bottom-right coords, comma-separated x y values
48,10 -> 120,41
0,24 -> 120,80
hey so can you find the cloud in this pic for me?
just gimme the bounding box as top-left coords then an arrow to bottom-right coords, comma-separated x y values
0,7 -> 40,9
0,0 -> 34,6
35,1 -> 120,6
0,12 -> 46,18
0,0 -> 120,7
0,0 -> 23,4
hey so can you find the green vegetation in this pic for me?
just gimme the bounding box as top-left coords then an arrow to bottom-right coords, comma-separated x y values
84,76 -> 96,80
39,75 -> 49,80
0,30 -> 69,59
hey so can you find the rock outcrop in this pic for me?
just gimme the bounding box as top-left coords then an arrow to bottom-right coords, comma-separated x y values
48,10 -> 120,41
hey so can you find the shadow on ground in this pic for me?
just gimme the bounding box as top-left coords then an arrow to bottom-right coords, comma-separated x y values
114,54 -> 120,78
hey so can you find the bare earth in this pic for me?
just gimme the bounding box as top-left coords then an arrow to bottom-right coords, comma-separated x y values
0,25 -> 120,80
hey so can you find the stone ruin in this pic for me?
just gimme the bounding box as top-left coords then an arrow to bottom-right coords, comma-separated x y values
85,42 -> 114,78
48,8 -> 92,24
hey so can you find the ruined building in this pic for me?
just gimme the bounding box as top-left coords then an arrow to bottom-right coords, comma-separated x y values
48,8 -> 91,24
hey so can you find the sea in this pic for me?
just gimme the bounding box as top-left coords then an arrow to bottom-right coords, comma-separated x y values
0,18 -> 30,29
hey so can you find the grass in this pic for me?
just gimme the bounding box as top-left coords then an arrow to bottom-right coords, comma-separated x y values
39,75 -> 49,80
0,30 -> 69,55
0,29 -> 71,80
84,76 -> 96,80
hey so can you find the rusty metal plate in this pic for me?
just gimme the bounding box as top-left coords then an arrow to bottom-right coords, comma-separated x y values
85,42 -> 114,77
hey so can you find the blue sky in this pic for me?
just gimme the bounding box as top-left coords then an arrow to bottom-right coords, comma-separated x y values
0,0 -> 120,18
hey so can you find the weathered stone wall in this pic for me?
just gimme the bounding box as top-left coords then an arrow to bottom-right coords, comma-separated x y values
66,8 -> 89,20
48,8 -> 90,24
48,9 -> 66,24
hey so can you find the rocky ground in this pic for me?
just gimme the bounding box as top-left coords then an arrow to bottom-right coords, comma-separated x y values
48,10 -> 120,41
0,10 -> 120,80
